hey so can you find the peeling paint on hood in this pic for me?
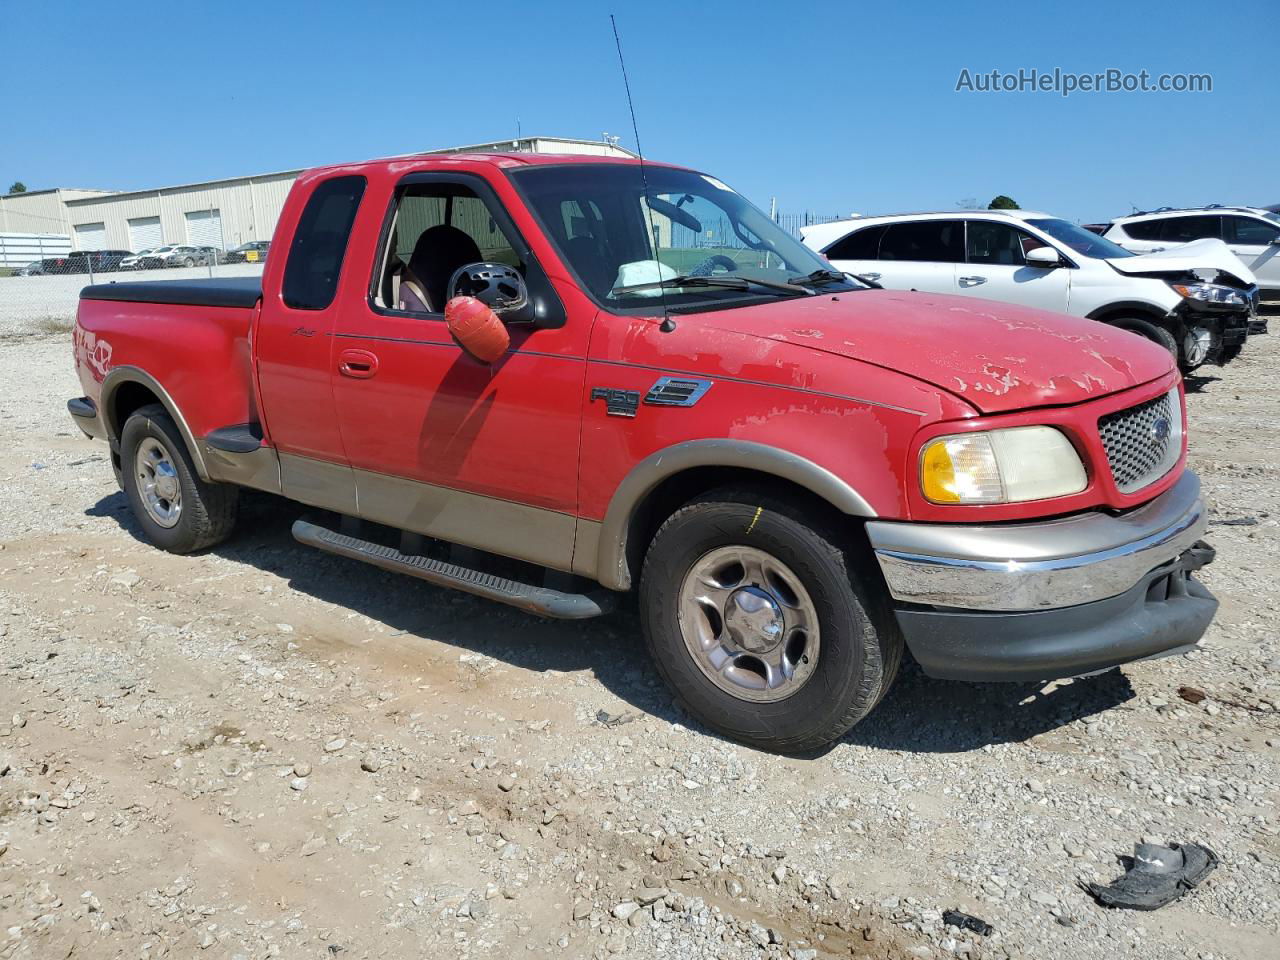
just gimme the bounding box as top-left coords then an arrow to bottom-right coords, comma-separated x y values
697,290 -> 1175,415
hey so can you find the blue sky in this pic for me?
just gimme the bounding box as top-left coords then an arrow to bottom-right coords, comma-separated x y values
4,0 -> 1272,222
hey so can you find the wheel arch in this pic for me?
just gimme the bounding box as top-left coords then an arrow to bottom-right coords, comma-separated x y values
102,366 -> 211,480
590,439 -> 878,590
1086,300 -> 1176,328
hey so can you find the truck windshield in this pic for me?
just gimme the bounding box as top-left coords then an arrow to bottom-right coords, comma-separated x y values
508,164 -> 856,310
1026,218 -> 1135,259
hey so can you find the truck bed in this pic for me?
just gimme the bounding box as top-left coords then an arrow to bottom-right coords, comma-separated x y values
80,276 -> 263,309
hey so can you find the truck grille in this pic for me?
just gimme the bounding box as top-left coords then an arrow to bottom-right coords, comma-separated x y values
1098,389 -> 1182,494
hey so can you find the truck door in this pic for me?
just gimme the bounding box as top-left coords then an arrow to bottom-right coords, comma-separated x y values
255,173 -> 367,513
329,172 -> 586,572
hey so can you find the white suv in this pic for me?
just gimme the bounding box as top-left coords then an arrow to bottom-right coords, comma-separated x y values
1103,206 -> 1280,304
801,210 -> 1259,372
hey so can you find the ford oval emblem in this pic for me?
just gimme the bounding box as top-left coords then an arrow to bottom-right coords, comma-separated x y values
1151,417 -> 1172,445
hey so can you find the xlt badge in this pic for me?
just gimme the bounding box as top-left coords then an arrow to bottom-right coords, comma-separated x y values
591,387 -> 640,418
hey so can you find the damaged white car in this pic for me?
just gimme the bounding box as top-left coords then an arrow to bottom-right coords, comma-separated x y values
802,210 -> 1260,373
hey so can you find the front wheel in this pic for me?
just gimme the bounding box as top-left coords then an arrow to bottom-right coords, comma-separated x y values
120,404 -> 238,553
640,489 -> 900,754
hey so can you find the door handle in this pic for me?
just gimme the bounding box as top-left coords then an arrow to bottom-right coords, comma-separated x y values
338,348 -> 379,379
959,276 -> 987,287
1150,247 -> 1165,252
856,272 -> 881,282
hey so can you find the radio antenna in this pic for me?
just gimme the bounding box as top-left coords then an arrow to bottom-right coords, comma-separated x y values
610,14 -> 675,331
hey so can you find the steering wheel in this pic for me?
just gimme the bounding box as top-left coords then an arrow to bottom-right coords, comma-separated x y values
687,254 -> 739,277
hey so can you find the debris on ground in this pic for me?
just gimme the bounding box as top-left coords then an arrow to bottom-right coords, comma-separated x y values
1085,843 -> 1219,911
942,910 -> 994,936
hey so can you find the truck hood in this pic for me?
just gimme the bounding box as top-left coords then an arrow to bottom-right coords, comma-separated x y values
704,290 -> 1173,415
1106,238 -> 1256,285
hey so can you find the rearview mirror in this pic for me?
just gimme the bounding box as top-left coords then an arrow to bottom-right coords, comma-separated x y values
1024,246 -> 1062,268
445,296 -> 510,364
448,262 -> 530,319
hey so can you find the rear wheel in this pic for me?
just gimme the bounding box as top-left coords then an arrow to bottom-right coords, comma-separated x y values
120,404 -> 238,553
182,257 -> 195,267
640,489 -> 900,754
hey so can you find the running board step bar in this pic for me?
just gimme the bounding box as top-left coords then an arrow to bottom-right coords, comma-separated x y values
292,518 -> 613,620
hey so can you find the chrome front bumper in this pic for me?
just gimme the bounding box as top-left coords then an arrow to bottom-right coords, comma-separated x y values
867,471 -> 1207,613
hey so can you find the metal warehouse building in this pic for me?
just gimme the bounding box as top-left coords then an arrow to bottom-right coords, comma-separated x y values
1,136 -> 633,256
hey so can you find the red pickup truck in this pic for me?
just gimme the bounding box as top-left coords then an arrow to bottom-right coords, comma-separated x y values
68,153 -> 1217,752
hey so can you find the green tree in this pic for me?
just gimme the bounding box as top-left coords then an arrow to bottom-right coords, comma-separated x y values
7,181 -> 27,194
988,195 -> 1020,210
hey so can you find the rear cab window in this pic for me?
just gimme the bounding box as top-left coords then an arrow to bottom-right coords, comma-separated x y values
282,175 -> 367,311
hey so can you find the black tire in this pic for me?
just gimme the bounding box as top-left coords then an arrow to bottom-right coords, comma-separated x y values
1110,316 -> 1201,373
182,257 -> 195,267
639,488 -> 900,754
120,403 -> 238,553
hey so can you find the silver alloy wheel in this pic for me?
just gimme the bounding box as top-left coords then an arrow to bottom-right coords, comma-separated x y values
135,436 -> 182,528
1184,327 -> 1212,366
677,545 -> 820,702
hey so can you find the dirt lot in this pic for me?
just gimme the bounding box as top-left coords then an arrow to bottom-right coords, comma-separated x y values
0,317 -> 1277,960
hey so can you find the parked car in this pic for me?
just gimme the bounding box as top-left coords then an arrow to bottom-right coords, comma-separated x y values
1103,206 -> 1280,308
61,250 -> 134,273
137,246 -> 179,269
15,260 -> 44,276
197,246 -> 228,265
119,249 -> 155,270
161,245 -> 215,268
67,153 -> 1218,753
802,210 -> 1258,372
223,240 -> 270,264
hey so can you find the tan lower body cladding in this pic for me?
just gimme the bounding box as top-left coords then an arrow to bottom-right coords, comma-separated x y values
207,447 -> 591,575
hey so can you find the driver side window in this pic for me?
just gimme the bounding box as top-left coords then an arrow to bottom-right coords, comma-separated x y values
374,184 -> 522,316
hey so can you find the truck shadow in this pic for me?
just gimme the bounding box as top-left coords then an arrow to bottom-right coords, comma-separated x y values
88,489 -> 1135,757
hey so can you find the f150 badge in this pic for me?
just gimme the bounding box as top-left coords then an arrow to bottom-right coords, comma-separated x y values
592,378 -> 713,417
591,387 -> 640,417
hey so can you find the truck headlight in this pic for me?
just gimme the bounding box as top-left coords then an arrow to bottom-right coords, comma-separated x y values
1168,282 -> 1246,306
920,427 -> 1087,504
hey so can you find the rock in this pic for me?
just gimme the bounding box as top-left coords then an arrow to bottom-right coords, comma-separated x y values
290,778 -> 308,792
771,865 -> 788,884
572,901 -> 591,921
360,755 -> 382,773
293,762 -> 312,778
612,901 -> 640,920
456,800 -> 480,817
300,837 -> 326,857
748,923 -> 771,948
323,738 -> 346,753
497,773 -> 516,792
1030,890 -> 1058,907
1027,779 -> 1046,794
635,886 -> 668,905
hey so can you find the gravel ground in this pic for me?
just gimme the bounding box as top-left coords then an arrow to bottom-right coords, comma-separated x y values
0,316 -> 1276,960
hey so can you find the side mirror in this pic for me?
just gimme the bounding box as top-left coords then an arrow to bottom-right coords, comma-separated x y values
1024,246 -> 1062,268
445,296 -> 510,364
448,262 -> 531,320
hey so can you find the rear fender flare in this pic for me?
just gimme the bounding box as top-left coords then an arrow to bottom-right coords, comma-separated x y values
101,365 -> 210,480
593,439 -> 878,590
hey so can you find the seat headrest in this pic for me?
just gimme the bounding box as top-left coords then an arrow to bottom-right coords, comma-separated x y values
409,225 -> 483,310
